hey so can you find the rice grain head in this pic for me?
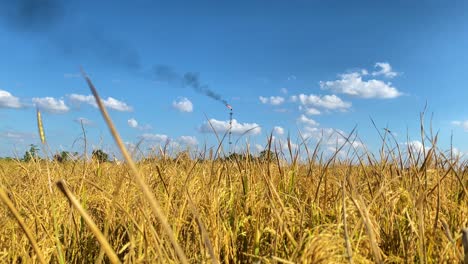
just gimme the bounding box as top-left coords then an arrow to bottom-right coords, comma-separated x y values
37,108 -> 46,144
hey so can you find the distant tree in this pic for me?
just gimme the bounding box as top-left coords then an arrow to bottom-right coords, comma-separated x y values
258,150 -> 276,162
54,151 -> 70,163
23,144 -> 39,162
92,149 -> 109,163
225,152 -> 253,161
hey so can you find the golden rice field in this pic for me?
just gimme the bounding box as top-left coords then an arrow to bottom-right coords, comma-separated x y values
1,75 -> 467,263
1,141 -> 467,263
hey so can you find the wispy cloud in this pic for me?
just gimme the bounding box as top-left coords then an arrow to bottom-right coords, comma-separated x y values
0,89 -> 23,108
259,96 -> 285,106
0,130 -> 36,142
372,62 -> 398,78
68,94 -> 132,112
452,120 -> 468,131
199,118 -> 261,135
74,117 -> 93,125
32,97 -> 69,113
172,97 -> 193,113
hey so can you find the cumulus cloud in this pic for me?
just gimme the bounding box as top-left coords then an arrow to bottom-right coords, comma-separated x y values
128,118 -> 138,128
452,120 -> 468,131
259,96 -> 285,106
68,94 -> 132,112
320,71 -> 401,99
178,136 -> 198,146
303,127 -> 363,150
126,118 -> 152,130
0,90 -> 23,108
299,106 -> 321,115
139,133 -> 169,142
273,126 -> 285,135
199,118 -> 261,135
298,114 -> 319,127
294,94 -> 351,111
406,140 -> 426,154
32,97 -> 69,113
372,62 -> 398,78
172,97 -> 193,113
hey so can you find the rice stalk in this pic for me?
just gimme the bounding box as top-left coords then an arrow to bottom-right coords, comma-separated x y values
55,179 -> 121,263
0,187 -> 46,264
80,68 -> 189,264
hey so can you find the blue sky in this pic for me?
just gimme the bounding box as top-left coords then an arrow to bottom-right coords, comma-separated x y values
1,0 -> 468,158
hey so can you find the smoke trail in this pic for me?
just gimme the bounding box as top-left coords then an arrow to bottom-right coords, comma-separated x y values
0,1 -> 141,70
0,0 -> 63,31
153,65 -> 229,106
183,73 -> 228,105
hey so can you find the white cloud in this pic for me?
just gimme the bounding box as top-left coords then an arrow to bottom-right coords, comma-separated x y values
255,144 -> 264,152
178,136 -> 198,146
259,96 -> 285,106
452,120 -> 468,131
280,88 -> 288,94
273,126 -> 285,135
406,140 -> 425,154
451,147 -> 463,157
0,90 -> 23,108
140,133 -> 169,142
199,118 -> 261,135
32,97 -> 69,114
0,131 -> 36,142
295,94 -> 351,111
299,105 -> 321,115
304,127 -> 363,150
305,107 -> 321,115
320,72 -> 401,99
298,114 -> 319,127
126,118 -> 152,130
104,97 -> 133,112
372,62 -> 398,78
128,118 -> 138,128
172,97 -> 193,113
68,94 -> 132,112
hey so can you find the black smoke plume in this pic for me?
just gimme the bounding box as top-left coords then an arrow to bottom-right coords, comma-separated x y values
0,0 -> 63,31
0,0 -> 141,70
154,65 -> 229,106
